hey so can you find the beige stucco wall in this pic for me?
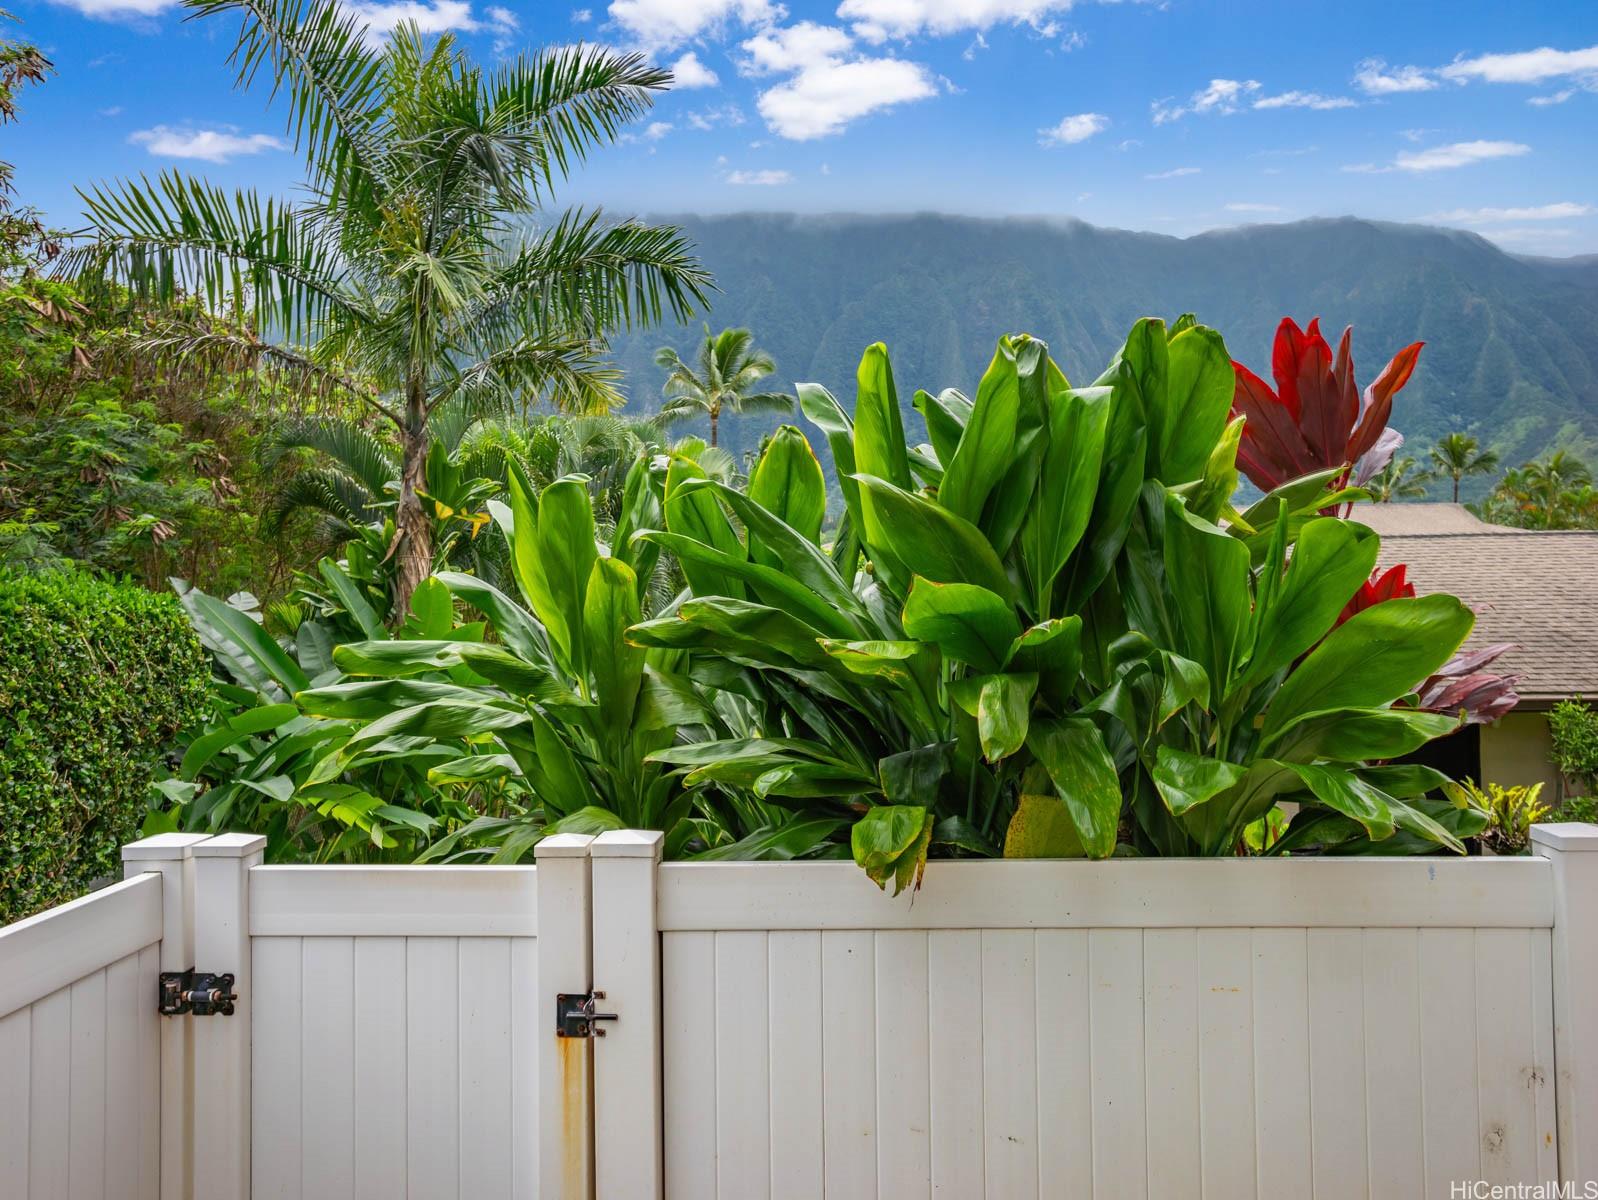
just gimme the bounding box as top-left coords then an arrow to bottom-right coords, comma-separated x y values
1480,710 -> 1565,799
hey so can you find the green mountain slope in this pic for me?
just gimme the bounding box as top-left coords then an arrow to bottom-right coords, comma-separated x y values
605,213 -> 1598,488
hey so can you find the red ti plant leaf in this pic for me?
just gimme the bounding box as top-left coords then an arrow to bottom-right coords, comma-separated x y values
1232,318 -> 1424,493
1336,563 -> 1415,627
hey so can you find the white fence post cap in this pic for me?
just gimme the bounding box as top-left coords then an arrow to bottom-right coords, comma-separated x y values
591,829 -> 665,859
535,832 -> 596,859
1531,822 -> 1598,853
191,833 -> 268,858
122,832 -> 210,861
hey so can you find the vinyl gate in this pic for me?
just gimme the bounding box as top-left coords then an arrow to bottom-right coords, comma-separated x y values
3,824 -> 1598,1199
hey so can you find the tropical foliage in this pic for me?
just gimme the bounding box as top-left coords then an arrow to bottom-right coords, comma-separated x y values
1550,698 -> 1598,795
1427,433 -> 1500,504
1476,451 -> 1598,530
66,0 -> 710,612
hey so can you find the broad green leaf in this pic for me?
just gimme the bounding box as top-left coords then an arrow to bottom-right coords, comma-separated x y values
1026,716 -> 1122,859
295,621 -> 336,677
1158,324 -> 1234,485
1279,761 -> 1396,841
1063,355 -> 1149,610
852,805 -> 934,895
1004,617 -> 1083,712
191,590 -> 308,694
878,742 -> 954,806
611,454 -> 663,587
1262,596 -> 1474,743
1019,384 -> 1110,613
819,639 -> 936,691
228,703 -> 299,735
664,453 -> 746,599
317,560 -> 384,642
851,474 -> 1013,600
1272,707 -> 1461,762
901,577 -> 1020,671
1151,746 -> 1246,815
932,815 -> 999,856
980,341 -> 1055,556
652,597 -> 835,669
914,387 -> 971,467
542,806 -> 626,838
852,342 -> 912,490
533,478 -> 599,676
1003,792 -> 1087,858
583,556 -> 644,728
939,337 -> 1022,525
427,754 -> 520,785
1357,764 -> 1452,798
1162,493 -> 1250,700
977,672 -> 1036,762
1183,413 -> 1243,524
797,381 -> 864,553
1244,518 -> 1379,687
747,425 -> 826,560
434,571 -> 552,666
693,817 -> 846,861
408,576 -> 454,639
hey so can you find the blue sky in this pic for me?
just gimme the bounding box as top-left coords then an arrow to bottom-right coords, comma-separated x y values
8,0 -> 1598,253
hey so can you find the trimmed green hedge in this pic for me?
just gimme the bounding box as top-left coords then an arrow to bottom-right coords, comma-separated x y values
1,572 -> 208,924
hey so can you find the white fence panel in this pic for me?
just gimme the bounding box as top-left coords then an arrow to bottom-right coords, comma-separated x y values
246,864 -> 544,1200
640,856 -> 1565,1200
0,873 -> 164,1200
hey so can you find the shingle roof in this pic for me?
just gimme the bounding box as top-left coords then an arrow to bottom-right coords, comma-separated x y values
1374,528 -> 1598,706
1355,502 -> 1517,537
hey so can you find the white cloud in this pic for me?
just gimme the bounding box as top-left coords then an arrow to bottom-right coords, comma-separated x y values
1253,90 -> 1356,111
835,0 -> 1078,43
347,0 -> 485,40
1152,78 -> 1260,124
1352,58 -> 1437,95
129,125 -> 289,164
1145,166 -> 1200,179
1528,88 -> 1576,107
572,6 -> 591,19
1395,139 -> 1530,171
484,5 -> 518,51
1115,138 -> 1141,151
1038,112 -> 1107,146
1477,226 -> 1577,248
98,106 -> 124,117
686,103 -> 746,130
741,21 -> 937,140
1226,202 -> 1283,212
741,21 -> 852,74
1398,127 -> 1435,143
1439,45 -> 1598,86
1345,139 -> 1532,174
607,0 -> 780,51
757,55 -> 936,139
727,168 -> 793,184
44,0 -> 171,16
671,51 -> 720,88
1426,202 -> 1594,223
962,31 -> 988,60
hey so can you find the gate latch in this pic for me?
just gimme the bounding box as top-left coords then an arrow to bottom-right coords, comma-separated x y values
556,991 -> 617,1038
159,969 -> 237,1017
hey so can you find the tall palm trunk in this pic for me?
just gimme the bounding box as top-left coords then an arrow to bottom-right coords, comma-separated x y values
709,403 -> 719,449
394,376 -> 432,617
1452,476 -> 1460,503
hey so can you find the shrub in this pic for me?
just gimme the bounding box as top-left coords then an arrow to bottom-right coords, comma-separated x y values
0,571 -> 207,922
1444,780 -> 1548,855
1550,698 -> 1598,795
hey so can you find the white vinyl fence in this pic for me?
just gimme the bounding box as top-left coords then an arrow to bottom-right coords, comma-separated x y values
3,823 -> 1597,1200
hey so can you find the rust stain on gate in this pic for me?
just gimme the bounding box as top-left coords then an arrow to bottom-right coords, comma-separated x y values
557,1030 -> 593,1197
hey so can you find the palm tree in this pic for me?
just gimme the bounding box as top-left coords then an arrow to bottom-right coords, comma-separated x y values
654,326 -> 792,448
1367,455 -> 1430,503
65,0 -> 711,610
1427,433 -> 1501,503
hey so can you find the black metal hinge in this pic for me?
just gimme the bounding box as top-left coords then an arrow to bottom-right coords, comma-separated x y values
159,969 -> 238,1017
556,990 -> 617,1038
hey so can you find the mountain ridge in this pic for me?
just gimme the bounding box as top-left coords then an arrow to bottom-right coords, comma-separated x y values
603,213 -> 1598,490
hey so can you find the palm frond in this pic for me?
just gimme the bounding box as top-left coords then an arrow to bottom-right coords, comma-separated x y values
269,415 -> 399,496
732,390 -> 795,416
263,466 -> 380,537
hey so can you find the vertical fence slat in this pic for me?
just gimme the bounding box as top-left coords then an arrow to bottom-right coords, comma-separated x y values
1035,929 -> 1093,1200
353,937 -> 407,1200
1198,928 -> 1257,1200
67,971 -> 107,1200
1308,929 -> 1369,1200
1363,929 -> 1424,1200
768,931 -> 823,1200
251,937 -> 302,1200
663,931 -> 717,1199
1251,929 -> 1312,1200
980,929 -> 1037,1200
0,1007 -> 30,1190
1143,930 -> 1200,1200
458,938 -> 513,1198
1418,928 -> 1481,1195
135,942 -> 160,1200
821,929 -> 877,1198
510,936 -> 540,1200
928,930 -> 984,1199
1474,928 -> 1540,1185
1530,929 -> 1559,1182
875,930 -> 930,1200
28,986 -> 71,1198
103,954 -> 141,1200
715,931 -> 771,1200
301,937 -> 355,1200
407,937 -> 461,1200
1089,929 -> 1147,1200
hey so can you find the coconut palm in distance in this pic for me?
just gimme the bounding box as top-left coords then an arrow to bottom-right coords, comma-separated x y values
1427,433 -> 1501,503
1367,454 -> 1431,502
64,0 -> 711,611
654,325 -> 792,448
